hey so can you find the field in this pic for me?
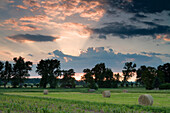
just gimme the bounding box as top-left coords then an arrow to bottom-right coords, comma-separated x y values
0,88 -> 170,113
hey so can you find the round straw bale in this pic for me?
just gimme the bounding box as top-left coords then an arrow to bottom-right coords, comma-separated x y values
102,91 -> 111,98
138,94 -> 153,106
88,89 -> 96,92
43,90 -> 48,95
123,89 -> 128,93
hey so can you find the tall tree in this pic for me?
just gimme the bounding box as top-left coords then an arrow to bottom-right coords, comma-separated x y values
114,73 -> 121,84
1,61 -> 12,88
12,56 -> 32,88
102,68 -> 116,88
0,61 -> 4,86
141,67 -> 157,90
105,68 -> 114,81
82,68 -> 93,84
136,65 -> 147,84
91,63 -> 116,88
61,69 -> 75,88
82,68 -> 98,89
158,63 -> 170,83
0,61 -> 3,71
36,59 -> 60,88
122,62 -> 136,83
91,63 -> 106,83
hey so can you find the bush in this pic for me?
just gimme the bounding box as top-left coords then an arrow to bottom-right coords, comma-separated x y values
120,83 -> 124,87
36,84 -> 39,88
31,85 -> 33,88
112,82 -> 118,88
152,77 -> 160,88
88,82 -> 98,90
126,83 -> 129,87
159,83 -> 170,89
24,84 -> 27,88
135,82 -> 138,87
131,83 -> 133,87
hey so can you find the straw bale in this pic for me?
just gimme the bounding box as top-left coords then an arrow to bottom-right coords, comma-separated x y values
44,90 -> 48,95
102,91 -> 111,97
138,94 -> 153,106
88,89 -> 96,92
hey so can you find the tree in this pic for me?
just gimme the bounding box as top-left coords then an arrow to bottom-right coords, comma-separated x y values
82,68 -> 93,84
0,61 -> 4,86
82,68 -> 97,89
102,68 -> 116,88
158,63 -> 170,83
0,61 -> 3,71
12,56 -> 32,88
122,62 -> 136,83
152,77 -> 161,89
141,67 -> 157,90
114,73 -> 121,84
1,61 -> 12,88
105,68 -> 114,81
91,63 -> 106,83
91,63 -> 117,88
61,69 -> 76,88
136,65 -> 147,84
36,59 -> 61,88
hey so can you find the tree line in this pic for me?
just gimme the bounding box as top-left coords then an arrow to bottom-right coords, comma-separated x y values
0,56 -> 169,90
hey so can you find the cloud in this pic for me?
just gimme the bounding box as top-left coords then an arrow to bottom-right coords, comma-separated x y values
0,50 -> 14,61
134,14 -> 147,18
3,18 -> 18,25
23,0 -> 41,7
0,0 -> 14,9
141,52 -> 170,58
156,34 -> 170,41
6,34 -> 59,43
92,21 -> 170,39
28,54 -> 33,57
42,22 -> 92,39
98,34 -> 107,39
80,7 -> 105,21
49,47 -> 163,72
106,0 -> 170,14
16,5 -> 27,9
19,15 -> 52,23
1,18 -> 42,31
20,25 -> 42,31
63,57 -> 72,62
36,0 -> 105,21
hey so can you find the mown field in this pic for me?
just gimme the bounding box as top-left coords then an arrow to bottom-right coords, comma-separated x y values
0,88 -> 170,113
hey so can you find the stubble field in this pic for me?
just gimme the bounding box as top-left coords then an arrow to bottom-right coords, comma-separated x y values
0,88 -> 170,113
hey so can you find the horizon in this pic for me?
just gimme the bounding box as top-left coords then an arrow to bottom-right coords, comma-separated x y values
28,72 -> 137,82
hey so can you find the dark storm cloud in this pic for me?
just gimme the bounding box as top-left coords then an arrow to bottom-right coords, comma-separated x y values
142,52 -> 170,57
49,47 -> 163,72
92,22 -> 170,39
153,19 -> 164,22
28,54 -> 33,57
7,34 -> 59,43
106,0 -> 170,14
134,14 -> 147,18
98,34 -> 107,39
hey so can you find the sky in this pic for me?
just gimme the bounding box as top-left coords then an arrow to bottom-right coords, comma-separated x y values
0,0 -> 170,77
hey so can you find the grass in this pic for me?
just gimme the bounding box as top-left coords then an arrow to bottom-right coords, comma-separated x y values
0,94 -> 169,113
5,92 -> 170,108
1,87 -> 170,93
0,87 -> 170,112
